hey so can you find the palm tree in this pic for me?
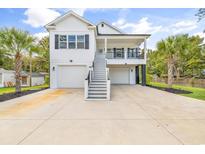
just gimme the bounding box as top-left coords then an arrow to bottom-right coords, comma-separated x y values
157,34 -> 192,88
157,36 -> 177,88
0,28 -> 34,93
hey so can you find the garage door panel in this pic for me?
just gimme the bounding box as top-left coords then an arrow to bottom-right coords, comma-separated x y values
58,66 -> 86,88
109,68 -> 129,84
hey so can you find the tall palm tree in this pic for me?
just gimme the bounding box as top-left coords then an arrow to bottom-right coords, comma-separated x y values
157,36 -> 177,88
0,28 -> 34,93
157,34 -> 192,88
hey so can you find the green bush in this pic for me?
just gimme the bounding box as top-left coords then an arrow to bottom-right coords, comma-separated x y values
45,75 -> 50,85
146,73 -> 153,84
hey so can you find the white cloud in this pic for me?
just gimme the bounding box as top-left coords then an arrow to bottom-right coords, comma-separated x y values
33,32 -> 49,40
23,8 -> 61,28
112,17 -> 162,34
165,20 -> 198,34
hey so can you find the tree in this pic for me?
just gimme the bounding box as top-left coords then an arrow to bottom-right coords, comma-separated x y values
196,8 -> 205,21
34,36 -> 49,73
157,36 -> 178,88
196,8 -> 205,32
0,28 -> 34,93
28,45 -> 38,87
147,34 -> 205,86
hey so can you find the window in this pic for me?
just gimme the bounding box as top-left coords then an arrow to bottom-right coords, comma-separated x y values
68,35 -> 76,49
101,23 -> 104,27
59,35 -> 67,49
55,34 -> 89,49
77,35 -> 85,49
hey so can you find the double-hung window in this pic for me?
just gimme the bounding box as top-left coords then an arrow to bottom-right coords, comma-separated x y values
77,35 -> 85,49
55,34 -> 89,49
59,35 -> 67,49
68,35 -> 76,49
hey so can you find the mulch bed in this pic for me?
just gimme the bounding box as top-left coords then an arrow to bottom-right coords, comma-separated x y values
147,85 -> 192,94
0,88 -> 48,102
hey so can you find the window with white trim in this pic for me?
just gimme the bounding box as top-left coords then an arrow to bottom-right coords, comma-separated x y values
59,35 -> 67,49
68,35 -> 76,49
77,35 -> 85,49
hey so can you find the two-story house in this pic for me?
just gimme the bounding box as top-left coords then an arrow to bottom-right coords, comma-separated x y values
45,11 -> 151,100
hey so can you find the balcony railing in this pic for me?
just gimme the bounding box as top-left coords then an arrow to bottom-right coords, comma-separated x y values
105,48 -> 144,59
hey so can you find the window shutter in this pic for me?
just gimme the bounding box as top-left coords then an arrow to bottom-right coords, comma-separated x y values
127,48 -> 130,58
113,48 -> 116,58
55,34 -> 59,49
85,34 -> 89,49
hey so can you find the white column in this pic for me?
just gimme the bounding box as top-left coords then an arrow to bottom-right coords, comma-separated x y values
144,38 -> 147,62
104,38 -> 107,53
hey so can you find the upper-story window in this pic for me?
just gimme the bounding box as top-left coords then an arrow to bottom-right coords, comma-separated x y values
77,35 -> 85,49
55,34 -> 89,49
59,35 -> 67,49
68,35 -> 76,49
101,23 -> 104,27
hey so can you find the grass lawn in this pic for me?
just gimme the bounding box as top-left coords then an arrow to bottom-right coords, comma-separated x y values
0,84 -> 49,95
148,82 -> 205,101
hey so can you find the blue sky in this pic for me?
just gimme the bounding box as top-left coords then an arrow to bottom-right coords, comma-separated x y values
0,8 -> 204,49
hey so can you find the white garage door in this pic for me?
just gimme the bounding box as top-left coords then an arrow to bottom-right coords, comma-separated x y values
109,67 -> 129,84
57,65 -> 86,88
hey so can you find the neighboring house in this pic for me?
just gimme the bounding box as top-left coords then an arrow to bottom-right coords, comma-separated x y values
21,71 -> 46,87
0,68 -> 15,87
45,11 -> 151,100
0,68 -> 45,87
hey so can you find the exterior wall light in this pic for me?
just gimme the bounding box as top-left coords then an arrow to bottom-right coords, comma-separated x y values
52,66 -> 55,71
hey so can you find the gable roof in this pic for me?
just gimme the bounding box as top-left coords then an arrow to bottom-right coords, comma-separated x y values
45,10 -> 95,29
97,21 -> 124,34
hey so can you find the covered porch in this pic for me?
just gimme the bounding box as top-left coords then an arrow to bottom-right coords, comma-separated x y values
96,34 -> 148,65
96,34 -> 149,86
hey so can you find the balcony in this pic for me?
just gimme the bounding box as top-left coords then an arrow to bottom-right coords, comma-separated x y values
105,48 -> 146,65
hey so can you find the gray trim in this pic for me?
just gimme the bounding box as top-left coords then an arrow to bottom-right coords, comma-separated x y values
55,34 -> 59,49
85,34 -> 89,49
141,65 -> 146,86
135,66 -> 139,84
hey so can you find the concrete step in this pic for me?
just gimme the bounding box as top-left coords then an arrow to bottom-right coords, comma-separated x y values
92,80 -> 106,82
88,94 -> 107,98
89,85 -> 106,88
94,77 -> 106,79
90,82 -> 106,85
88,91 -> 107,95
88,87 -> 107,90
88,90 -> 107,93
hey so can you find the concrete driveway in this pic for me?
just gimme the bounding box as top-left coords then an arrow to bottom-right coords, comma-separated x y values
0,85 -> 205,144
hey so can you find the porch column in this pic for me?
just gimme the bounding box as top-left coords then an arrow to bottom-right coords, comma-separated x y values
104,38 -> 107,53
141,64 -> 146,86
144,38 -> 147,61
135,65 -> 139,84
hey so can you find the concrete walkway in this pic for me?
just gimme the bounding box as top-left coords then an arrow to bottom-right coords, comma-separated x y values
0,85 -> 205,144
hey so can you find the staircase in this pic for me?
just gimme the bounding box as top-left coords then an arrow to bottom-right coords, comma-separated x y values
84,52 -> 110,100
